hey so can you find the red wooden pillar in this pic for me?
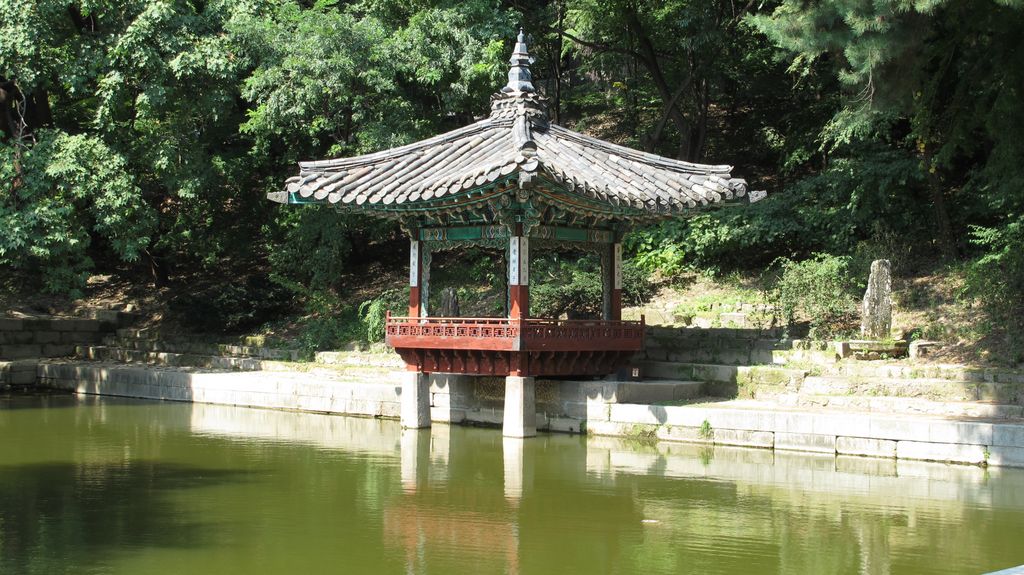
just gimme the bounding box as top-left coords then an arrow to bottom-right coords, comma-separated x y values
408,237 -> 421,317
508,227 -> 529,376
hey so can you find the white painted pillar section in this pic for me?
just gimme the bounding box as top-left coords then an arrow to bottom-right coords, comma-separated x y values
508,236 -> 529,318
400,371 -> 431,429
400,428 -> 430,493
409,239 -> 421,318
409,240 -> 419,286
503,375 -> 536,437
508,235 -> 520,284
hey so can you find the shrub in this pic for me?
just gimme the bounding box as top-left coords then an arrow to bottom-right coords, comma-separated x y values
530,255 -> 655,318
531,266 -> 603,319
358,288 -> 408,342
294,308 -> 364,358
622,261 -> 657,305
769,253 -> 857,339
965,218 -> 1024,348
169,275 -> 293,334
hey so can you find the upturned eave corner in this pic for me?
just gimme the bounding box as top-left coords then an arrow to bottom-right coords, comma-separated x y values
267,191 -> 288,204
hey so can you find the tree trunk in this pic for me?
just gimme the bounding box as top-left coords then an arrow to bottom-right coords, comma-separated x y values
691,78 -> 709,161
623,8 -> 692,160
552,4 -> 564,124
923,143 -> 956,260
144,248 -> 170,288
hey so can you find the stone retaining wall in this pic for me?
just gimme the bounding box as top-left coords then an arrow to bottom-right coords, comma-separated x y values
35,360 -> 1024,468
644,326 -> 789,365
586,402 -> 1024,467
0,317 -> 115,360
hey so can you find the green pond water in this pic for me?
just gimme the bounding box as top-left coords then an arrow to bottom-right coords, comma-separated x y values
2,393 -> 1023,575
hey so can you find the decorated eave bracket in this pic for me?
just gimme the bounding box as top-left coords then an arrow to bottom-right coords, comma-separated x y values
416,224 -> 616,244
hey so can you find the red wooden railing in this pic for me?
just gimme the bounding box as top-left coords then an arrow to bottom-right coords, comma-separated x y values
385,312 -> 645,352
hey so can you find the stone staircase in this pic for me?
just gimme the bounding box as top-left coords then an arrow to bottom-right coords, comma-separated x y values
64,328 -> 409,384
72,328 -> 303,372
637,326 -> 1024,420
1,313 -> 134,389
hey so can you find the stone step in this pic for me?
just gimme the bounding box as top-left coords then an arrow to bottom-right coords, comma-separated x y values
113,328 -> 278,348
824,362 -> 1024,384
314,350 -> 405,369
771,347 -> 839,366
643,339 -> 795,366
617,380 -> 706,404
639,361 -> 803,401
75,346 -> 263,371
793,393 -> 1024,419
646,326 -> 787,340
100,336 -> 300,360
640,361 -> 806,389
801,375 -> 1023,404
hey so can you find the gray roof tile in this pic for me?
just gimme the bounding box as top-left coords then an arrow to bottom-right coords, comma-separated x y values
273,32 -> 754,219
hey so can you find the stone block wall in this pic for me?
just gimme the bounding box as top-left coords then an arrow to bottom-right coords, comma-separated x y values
0,318 -> 112,360
1,315 -> 132,387
643,326 -> 790,365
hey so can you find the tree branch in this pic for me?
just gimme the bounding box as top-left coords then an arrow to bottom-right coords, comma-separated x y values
544,26 -> 651,66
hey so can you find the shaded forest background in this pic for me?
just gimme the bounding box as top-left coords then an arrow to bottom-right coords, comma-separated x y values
2,0 -> 1022,355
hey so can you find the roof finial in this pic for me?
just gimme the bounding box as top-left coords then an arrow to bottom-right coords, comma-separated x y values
502,28 -> 535,94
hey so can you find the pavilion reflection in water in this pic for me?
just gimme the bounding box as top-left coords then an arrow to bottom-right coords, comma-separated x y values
188,403 -> 1024,575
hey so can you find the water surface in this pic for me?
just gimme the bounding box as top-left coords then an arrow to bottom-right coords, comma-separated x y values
1,393 -> 1022,574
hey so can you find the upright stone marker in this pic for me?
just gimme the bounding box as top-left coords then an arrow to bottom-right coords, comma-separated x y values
439,287 -> 459,317
861,259 -> 892,340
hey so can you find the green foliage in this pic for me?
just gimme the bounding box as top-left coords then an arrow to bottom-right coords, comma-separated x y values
0,0 -> 512,299
629,232 -> 687,278
0,130 -> 154,294
169,275 -> 292,334
266,208 -> 355,291
769,254 -> 857,339
531,258 -> 604,319
698,419 -> 714,440
358,288 -> 407,343
292,307 -> 364,358
672,285 -> 763,327
530,254 -> 654,318
0,0 -> 1020,355
622,262 -> 657,306
966,218 -> 1024,346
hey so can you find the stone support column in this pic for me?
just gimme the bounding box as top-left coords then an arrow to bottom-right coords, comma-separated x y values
401,371 -> 431,429
503,375 -> 536,438
428,373 -> 470,424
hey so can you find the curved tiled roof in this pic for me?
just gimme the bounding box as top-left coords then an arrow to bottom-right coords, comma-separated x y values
272,31 -> 752,220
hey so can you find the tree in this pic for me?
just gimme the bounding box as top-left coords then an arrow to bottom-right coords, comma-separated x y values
750,0 -> 1024,260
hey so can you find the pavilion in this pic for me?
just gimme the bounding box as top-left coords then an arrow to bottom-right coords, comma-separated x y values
269,31 -> 758,437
